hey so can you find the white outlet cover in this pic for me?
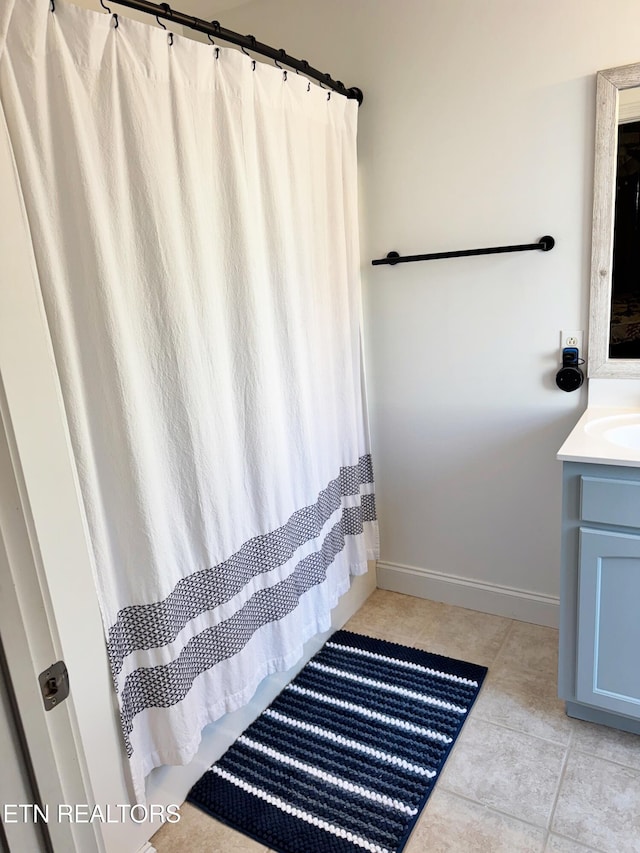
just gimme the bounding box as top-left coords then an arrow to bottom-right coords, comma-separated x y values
561,330 -> 584,354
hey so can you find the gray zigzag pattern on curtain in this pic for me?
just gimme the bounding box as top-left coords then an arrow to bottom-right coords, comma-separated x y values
119,506 -> 372,757
106,455 -> 375,681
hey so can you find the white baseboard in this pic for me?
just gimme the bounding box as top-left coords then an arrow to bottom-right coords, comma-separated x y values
376,561 -> 559,628
136,844 -> 156,853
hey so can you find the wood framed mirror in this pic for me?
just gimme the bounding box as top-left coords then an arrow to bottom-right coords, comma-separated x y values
589,61 -> 640,378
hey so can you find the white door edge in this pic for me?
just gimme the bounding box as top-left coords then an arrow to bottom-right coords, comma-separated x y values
0,400 -> 97,853
0,106 -> 149,853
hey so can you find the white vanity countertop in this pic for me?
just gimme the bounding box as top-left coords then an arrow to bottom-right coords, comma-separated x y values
557,406 -> 640,467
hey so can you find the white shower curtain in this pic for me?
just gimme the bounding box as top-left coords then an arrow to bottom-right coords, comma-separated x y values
0,0 -> 378,801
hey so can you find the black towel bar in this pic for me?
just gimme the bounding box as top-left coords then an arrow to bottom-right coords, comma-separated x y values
371,235 -> 555,266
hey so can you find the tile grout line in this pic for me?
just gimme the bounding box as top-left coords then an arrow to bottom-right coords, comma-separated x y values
435,788 -> 551,838
487,617 -> 517,669
546,829 -> 608,853
566,710 -> 640,772
546,735 -> 572,840
570,745 -> 640,773
474,715 -> 571,749
467,712 -> 572,750
542,827 -> 550,851
490,619 -> 560,673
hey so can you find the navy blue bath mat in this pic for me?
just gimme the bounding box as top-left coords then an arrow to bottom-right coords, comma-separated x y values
187,630 -> 487,853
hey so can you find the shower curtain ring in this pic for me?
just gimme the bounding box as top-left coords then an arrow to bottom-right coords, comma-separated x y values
50,0 -> 55,11
156,15 -> 167,29
168,32 -> 174,46
242,34 -> 258,58
99,0 -> 112,12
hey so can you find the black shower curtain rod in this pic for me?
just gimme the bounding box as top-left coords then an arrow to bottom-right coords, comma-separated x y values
99,0 -> 364,104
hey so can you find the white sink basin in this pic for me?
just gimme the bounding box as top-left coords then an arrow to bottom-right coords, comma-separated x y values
585,413 -> 640,450
558,407 -> 640,467
602,424 -> 640,450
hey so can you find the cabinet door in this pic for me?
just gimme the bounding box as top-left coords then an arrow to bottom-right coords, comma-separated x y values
577,528 -> 640,718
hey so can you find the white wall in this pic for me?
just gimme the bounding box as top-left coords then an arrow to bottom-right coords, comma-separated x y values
202,0 -> 640,624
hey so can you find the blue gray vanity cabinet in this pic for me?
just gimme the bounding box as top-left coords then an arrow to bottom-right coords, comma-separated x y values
559,461 -> 640,733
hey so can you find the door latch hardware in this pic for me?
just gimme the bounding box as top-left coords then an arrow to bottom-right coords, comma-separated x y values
38,661 -> 69,711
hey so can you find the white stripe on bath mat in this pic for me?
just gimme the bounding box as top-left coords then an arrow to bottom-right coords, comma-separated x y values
307,661 -> 468,714
209,765 -> 392,853
326,642 -> 479,687
285,684 -> 453,743
263,709 -> 436,777
237,735 -> 418,815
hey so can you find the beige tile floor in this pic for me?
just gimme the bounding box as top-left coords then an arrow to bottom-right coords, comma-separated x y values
151,590 -> 640,853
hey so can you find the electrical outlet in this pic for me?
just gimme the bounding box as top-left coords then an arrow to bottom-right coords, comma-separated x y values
561,330 -> 584,354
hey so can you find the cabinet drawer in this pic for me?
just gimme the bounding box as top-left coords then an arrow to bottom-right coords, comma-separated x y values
581,476 -> 640,528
